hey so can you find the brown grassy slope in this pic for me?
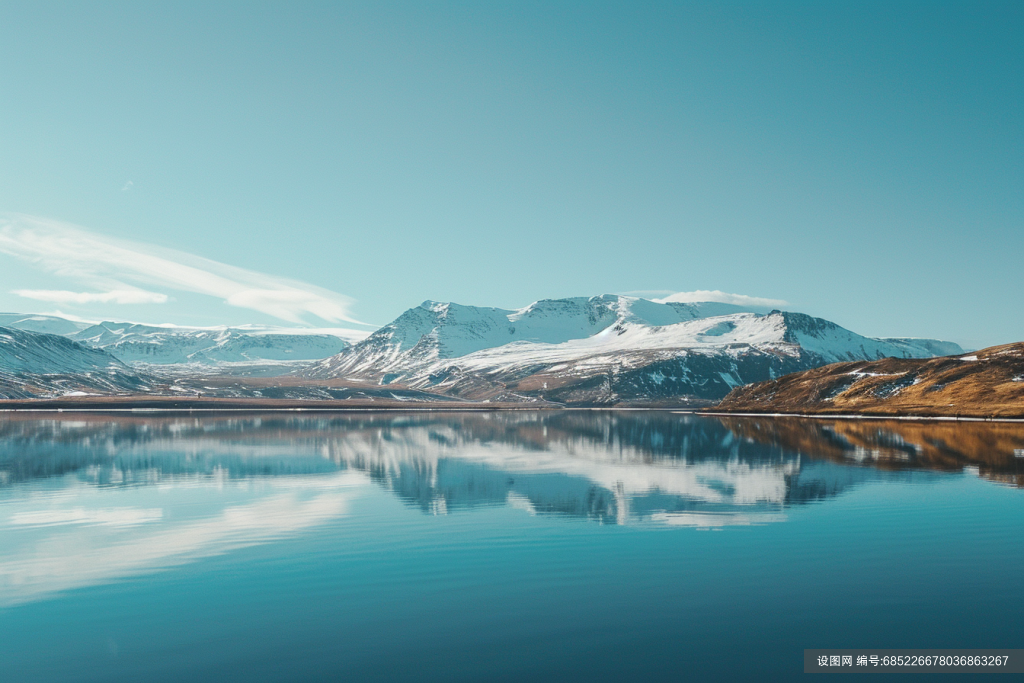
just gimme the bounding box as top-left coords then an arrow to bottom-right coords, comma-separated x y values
714,342 -> 1024,418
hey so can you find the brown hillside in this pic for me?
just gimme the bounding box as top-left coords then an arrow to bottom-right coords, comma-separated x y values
714,342 -> 1024,418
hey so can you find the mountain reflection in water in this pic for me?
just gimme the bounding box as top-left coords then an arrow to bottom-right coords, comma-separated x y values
2,412 -> 1022,511
0,411 -> 1020,606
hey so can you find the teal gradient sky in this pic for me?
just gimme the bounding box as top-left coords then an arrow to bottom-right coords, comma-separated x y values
0,1 -> 1020,348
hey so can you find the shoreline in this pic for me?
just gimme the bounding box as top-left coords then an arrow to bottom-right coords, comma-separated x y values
700,410 -> 1024,424
0,395 -> 707,413
0,397 -> 1018,421
0,399 -> 555,413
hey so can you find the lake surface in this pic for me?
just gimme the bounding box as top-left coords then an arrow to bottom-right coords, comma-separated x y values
0,411 -> 1021,682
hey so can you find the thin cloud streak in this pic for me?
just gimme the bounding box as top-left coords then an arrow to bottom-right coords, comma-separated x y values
13,289 -> 169,305
653,290 -> 787,308
0,214 -> 366,326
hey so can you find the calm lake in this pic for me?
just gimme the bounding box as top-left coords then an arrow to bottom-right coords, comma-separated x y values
0,411 -> 1021,682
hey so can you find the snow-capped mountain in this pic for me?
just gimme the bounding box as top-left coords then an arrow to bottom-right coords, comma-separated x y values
67,322 -> 350,365
0,314 -> 352,369
0,298 -> 965,405
876,337 -> 965,357
309,296 -> 765,374
306,295 -> 963,405
0,326 -> 149,398
0,313 -> 91,336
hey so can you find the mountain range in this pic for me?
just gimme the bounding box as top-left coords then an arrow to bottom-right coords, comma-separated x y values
0,326 -> 150,398
0,295 -> 964,404
0,313 -> 350,369
304,295 -> 963,405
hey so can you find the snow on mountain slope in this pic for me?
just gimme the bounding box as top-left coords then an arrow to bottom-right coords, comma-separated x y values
0,326 -> 123,374
67,322 -> 350,365
0,313 -> 91,336
775,312 -> 956,363
306,296 -> 963,405
878,337 -> 967,357
0,313 -> 355,368
312,296 -> 765,377
0,299 -> 966,405
0,326 -> 149,398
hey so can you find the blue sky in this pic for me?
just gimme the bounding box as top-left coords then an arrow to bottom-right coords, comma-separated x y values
0,1 -> 1020,348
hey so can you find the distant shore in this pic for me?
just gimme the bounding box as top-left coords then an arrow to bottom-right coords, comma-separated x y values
0,396 -> 558,412
701,409 -> 1024,423
3,396 -> 1019,420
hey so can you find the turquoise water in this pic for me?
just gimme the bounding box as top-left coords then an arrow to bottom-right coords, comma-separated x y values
0,412 -> 1021,682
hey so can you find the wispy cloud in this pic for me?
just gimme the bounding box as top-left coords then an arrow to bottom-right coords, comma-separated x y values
652,290 -> 788,308
13,289 -> 169,305
0,214 -> 365,326
121,180 -> 133,192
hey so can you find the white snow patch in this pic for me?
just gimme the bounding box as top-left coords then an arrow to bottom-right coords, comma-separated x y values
845,370 -> 903,378
718,372 -> 740,388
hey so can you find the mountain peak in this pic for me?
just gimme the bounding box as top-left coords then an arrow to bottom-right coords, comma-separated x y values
305,294 -> 962,405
